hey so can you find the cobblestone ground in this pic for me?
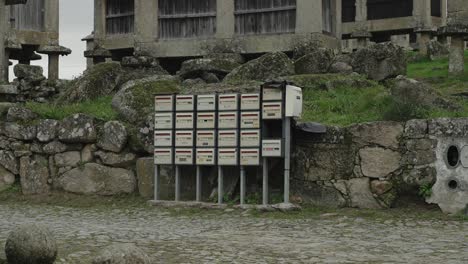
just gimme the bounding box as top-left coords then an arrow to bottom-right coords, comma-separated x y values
0,204 -> 467,263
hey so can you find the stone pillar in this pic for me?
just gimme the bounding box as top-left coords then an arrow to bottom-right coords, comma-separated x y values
0,1 -> 8,83
44,0 -> 59,35
296,0 -> 322,34
216,0 -> 235,38
94,0 -> 106,45
355,0 -> 367,22
417,31 -> 432,55
441,0 -> 448,26
135,0 -> 156,44
48,54 -> 59,80
332,0 -> 342,38
449,36 -> 465,75
413,0 -> 432,29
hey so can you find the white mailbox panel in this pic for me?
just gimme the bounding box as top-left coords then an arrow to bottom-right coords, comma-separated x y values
197,112 -> 216,129
218,94 -> 238,111
241,94 -> 260,110
262,87 -> 283,101
154,112 -> 173,130
154,148 -> 173,165
218,130 -> 238,147
240,112 -> 260,129
175,148 -> 194,165
240,149 -> 260,166
262,139 -> 283,157
285,85 -> 303,117
196,130 -> 216,147
175,112 -> 194,129
461,146 -> 468,168
218,112 -> 238,129
154,130 -> 173,147
262,102 -> 283,120
197,94 -> 216,111
240,130 -> 261,147
155,95 -> 174,112
218,148 -> 238,166
196,148 -> 216,165
175,131 -> 194,147
175,95 -> 195,111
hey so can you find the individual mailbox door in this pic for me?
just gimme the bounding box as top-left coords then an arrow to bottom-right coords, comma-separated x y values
197,94 -> 216,111
241,94 -> 260,110
262,87 -> 283,101
240,112 -> 260,129
154,131 -> 173,147
262,139 -> 283,157
462,146 -> 468,168
175,112 -> 194,129
196,148 -> 216,165
154,112 -> 173,130
197,130 -> 216,147
154,148 -> 173,165
218,94 -> 238,111
197,112 -> 216,129
240,130 -> 261,147
262,102 -> 283,120
218,112 -> 238,129
218,130 -> 238,147
285,85 -> 303,118
176,95 -> 195,111
175,131 -> 194,147
175,148 -> 194,165
240,149 -> 260,166
154,95 -> 174,112
218,148 -> 238,166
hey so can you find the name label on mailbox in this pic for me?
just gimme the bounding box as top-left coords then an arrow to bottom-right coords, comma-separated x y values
176,95 -> 195,111
262,87 -> 283,101
262,102 -> 282,120
155,113 -> 173,130
197,94 -> 216,111
240,130 -> 261,147
155,95 -> 174,112
240,149 -> 260,166
241,94 -> 260,110
262,139 -> 283,157
241,112 -> 260,129
218,112 -> 238,129
197,130 -> 216,147
218,130 -> 238,147
197,148 -> 216,165
175,112 -> 194,129
154,130 -> 173,147
218,148 -> 238,166
218,94 -> 238,111
175,148 -> 194,165
154,148 -> 173,165
175,131 -> 194,147
197,112 -> 216,129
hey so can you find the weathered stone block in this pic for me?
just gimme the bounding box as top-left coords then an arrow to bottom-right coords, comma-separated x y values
359,147 -> 401,178
347,177 -> 382,209
97,121 -> 127,153
36,119 -> 59,142
58,114 -> 97,143
0,166 -> 15,192
54,151 -> 81,168
292,180 -> 346,208
405,119 -> 428,138
19,155 -> 49,195
348,121 -> 403,149
2,123 -> 36,141
94,151 -> 136,168
0,150 -> 18,174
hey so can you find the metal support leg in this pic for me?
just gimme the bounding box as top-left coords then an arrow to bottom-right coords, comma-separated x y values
284,117 -> 291,204
175,166 -> 181,202
262,158 -> 269,205
154,165 -> 160,201
218,166 -> 223,204
196,166 -> 202,202
240,166 -> 246,205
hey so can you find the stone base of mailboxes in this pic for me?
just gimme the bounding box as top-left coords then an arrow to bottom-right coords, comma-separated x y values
148,200 -> 302,212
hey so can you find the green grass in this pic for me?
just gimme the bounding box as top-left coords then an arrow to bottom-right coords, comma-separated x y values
25,96 -> 118,121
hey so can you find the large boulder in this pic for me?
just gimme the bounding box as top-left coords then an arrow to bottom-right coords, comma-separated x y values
0,166 -> 15,192
92,244 -> 150,264
6,106 -> 38,122
351,43 -> 407,81
2,122 -> 36,141
178,58 -> 240,80
58,114 -> 97,143
13,64 -> 45,83
97,121 -> 128,153
58,163 -> 136,195
347,178 -> 382,209
294,48 -> 335,74
112,75 -> 180,124
19,155 -> 50,195
94,151 -> 136,167
5,224 -> 57,264
224,52 -> 295,84
0,150 -> 18,174
359,147 -> 401,178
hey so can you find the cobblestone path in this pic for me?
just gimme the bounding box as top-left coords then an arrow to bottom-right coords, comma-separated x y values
0,204 -> 466,263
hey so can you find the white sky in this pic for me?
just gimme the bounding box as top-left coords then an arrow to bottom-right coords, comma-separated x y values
9,0 -> 93,81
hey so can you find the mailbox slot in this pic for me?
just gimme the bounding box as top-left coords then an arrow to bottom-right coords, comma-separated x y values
218,112 -> 238,129
175,131 -> 194,147
218,94 -> 239,111
154,130 -> 173,147
197,94 -> 216,111
154,112 -> 173,130
155,95 -> 174,112
240,111 -> 260,129
175,148 -> 194,165
241,94 -> 260,110
154,148 -> 173,165
196,130 -> 216,147
196,148 -> 216,165
262,87 -> 283,101
175,112 -> 194,129
176,95 -> 195,111
262,102 -> 283,120
218,148 -> 238,166
240,130 -> 261,147
262,139 -> 283,157
218,130 -> 238,147
197,112 -> 216,129
240,148 -> 260,166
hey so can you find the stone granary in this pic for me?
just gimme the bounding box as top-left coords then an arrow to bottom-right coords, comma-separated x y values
0,0 -> 71,83
85,0 -> 342,70
341,0 -> 447,53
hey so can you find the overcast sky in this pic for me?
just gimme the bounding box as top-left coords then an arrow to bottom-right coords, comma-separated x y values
9,0 -> 93,81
